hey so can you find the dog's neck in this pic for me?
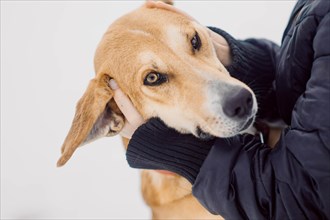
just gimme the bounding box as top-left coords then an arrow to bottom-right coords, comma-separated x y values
155,170 -> 176,175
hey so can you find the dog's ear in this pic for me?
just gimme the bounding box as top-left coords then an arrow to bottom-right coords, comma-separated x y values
151,0 -> 173,5
57,73 -> 124,167
161,0 -> 173,5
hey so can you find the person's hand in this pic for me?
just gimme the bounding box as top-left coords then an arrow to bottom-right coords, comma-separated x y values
145,1 -> 232,66
109,79 -> 144,139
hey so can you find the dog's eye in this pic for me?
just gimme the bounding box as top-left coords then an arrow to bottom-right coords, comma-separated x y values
191,32 -> 201,51
144,72 -> 167,86
146,73 -> 158,83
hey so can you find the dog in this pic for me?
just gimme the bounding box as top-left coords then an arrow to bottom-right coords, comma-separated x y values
57,1 -> 261,219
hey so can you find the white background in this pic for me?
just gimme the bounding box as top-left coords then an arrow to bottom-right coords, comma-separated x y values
1,1 -> 296,219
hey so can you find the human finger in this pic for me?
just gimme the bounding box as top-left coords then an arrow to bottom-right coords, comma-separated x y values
109,79 -> 143,124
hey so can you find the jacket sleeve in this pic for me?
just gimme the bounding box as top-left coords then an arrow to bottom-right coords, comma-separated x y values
209,27 -> 281,121
194,17 -> 330,220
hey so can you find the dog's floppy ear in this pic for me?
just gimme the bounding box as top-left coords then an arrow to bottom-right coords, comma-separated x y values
57,73 -> 124,167
150,0 -> 173,5
160,0 -> 173,5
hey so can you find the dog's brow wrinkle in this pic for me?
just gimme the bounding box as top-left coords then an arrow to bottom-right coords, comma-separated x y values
139,51 -> 166,70
139,51 -> 154,65
152,64 -> 158,70
128,29 -> 151,37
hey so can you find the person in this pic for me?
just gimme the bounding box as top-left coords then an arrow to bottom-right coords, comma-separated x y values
109,0 -> 330,219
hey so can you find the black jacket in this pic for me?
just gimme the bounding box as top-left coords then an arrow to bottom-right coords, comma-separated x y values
126,0 -> 330,219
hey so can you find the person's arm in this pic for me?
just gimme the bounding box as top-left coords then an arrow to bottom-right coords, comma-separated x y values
126,118 -> 215,184
193,14 -> 330,219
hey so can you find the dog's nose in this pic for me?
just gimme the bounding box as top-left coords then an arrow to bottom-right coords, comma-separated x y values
222,88 -> 253,119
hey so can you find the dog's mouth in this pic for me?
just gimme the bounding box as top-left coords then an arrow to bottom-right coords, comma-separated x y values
194,114 -> 255,139
239,116 -> 255,132
196,126 -> 214,140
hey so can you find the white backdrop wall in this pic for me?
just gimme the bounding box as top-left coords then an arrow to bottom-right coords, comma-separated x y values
1,1 -> 296,219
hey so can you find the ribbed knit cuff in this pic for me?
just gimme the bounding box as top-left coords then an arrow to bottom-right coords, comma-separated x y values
208,26 -> 278,120
126,118 -> 215,184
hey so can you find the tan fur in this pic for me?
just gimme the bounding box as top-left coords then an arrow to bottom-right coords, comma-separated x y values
268,128 -> 282,148
57,2 -> 260,219
141,170 -> 222,219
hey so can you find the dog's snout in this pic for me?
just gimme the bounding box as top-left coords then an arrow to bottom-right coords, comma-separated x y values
222,88 -> 253,119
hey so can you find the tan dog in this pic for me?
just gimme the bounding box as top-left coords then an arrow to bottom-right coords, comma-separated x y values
57,2 -> 258,219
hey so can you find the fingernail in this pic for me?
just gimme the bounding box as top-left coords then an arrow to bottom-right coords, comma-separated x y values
109,79 -> 119,90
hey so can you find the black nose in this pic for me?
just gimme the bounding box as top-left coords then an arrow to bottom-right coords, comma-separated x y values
222,88 -> 253,119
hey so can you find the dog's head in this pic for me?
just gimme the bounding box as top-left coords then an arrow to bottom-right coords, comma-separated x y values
57,4 -> 257,167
